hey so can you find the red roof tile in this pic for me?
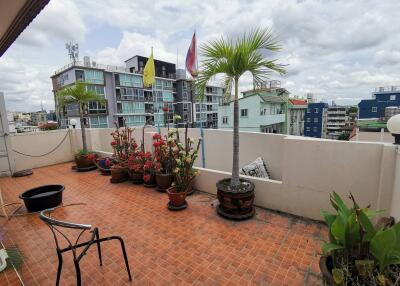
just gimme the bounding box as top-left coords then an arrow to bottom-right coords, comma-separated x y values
290,99 -> 308,105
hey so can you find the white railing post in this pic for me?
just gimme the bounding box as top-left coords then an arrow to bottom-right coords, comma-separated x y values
390,146 -> 400,221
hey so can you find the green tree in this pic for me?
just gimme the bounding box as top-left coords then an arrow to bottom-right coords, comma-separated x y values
195,29 -> 285,188
56,82 -> 105,152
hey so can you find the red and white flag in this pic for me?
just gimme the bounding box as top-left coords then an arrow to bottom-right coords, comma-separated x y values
186,32 -> 197,77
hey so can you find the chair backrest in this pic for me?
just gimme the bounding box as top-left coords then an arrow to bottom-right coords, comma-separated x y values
39,209 -> 93,254
40,209 -> 92,230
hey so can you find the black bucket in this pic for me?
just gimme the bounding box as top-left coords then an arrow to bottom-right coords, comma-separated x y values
19,185 -> 64,212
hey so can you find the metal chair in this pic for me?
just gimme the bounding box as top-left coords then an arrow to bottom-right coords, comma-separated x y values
39,208 -> 132,286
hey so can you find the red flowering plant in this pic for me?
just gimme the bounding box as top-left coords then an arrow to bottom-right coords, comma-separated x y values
152,132 -> 174,174
142,152 -> 157,183
110,121 -> 137,167
75,149 -> 98,162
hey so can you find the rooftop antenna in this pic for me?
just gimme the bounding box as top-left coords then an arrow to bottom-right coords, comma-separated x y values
65,41 -> 79,64
40,101 -> 44,111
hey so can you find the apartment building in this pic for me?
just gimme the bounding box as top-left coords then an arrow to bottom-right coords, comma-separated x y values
358,86 -> 400,120
51,57 -> 223,129
29,111 -> 48,126
304,102 -> 328,138
326,106 -> 347,139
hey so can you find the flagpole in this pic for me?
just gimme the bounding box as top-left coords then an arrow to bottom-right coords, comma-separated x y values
194,30 -> 206,168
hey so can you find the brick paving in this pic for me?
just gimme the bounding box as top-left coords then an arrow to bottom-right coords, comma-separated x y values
0,163 -> 326,285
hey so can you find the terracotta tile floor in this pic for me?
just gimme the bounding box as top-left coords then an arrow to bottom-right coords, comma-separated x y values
0,163 -> 326,286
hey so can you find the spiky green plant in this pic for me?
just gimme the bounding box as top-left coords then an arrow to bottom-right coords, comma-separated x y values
195,28 -> 285,189
56,82 -> 106,152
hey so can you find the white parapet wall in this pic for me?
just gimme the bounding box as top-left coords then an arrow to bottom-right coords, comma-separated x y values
6,127 -> 398,221
10,130 -> 74,172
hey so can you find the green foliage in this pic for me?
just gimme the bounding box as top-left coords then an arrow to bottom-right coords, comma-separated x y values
337,132 -> 350,141
195,28 -> 285,102
322,192 -> 400,279
370,224 -> 400,273
348,106 -> 358,114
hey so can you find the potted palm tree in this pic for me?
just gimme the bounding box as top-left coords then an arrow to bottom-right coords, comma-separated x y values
57,82 -> 106,171
195,29 -> 285,220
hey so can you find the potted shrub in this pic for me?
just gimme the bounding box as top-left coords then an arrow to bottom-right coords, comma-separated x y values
153,133 -> 174,192
56,82 -> 105,171
74,150 -> 97,170
167,123 -> 201,210
320,192 -> 400,285
142,152 -> 156,188
110,123 -> 136,183
128,151 -> 145,184
195,29 -> 285,220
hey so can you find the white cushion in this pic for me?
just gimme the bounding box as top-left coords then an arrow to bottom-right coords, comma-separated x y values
240,157 -> 270,179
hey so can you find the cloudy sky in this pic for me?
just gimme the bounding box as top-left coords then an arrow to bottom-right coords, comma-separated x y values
1,0 -> 400,111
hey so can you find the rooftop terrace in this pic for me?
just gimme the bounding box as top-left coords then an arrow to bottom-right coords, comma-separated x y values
0,163 -> 324,285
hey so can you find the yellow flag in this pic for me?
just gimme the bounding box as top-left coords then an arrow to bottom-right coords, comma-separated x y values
143,49 -> 155,87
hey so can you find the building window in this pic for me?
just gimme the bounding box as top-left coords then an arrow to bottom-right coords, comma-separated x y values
314,118 -> 318,123
90,116 -> 108,128
260,108 -> 267,116
222,116 -> 228,124
307,108 -> 311,113
390,95 -> 396,100
84,70 -> 104,85
240,109 -> 248,117
306,127 -> 311,132
86,85 -> 105,96
314,108 -> 319,113
183,113 -> 188,121
307,118 -> 311,123
372,107 -> 377,112
182,92 -> 188,101
183,103 -> 189,112
88,101 -> 107,114
313,127 -> 318,132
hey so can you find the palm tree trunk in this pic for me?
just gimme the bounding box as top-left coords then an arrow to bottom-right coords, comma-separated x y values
231,77 -> 240,189
79,104 -> 88,152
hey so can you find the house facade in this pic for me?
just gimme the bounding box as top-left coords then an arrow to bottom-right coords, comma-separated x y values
218,90 -> 286,133
288,99 -> 307,136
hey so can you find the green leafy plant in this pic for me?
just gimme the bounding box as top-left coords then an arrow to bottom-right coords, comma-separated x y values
321,192 -> 400,284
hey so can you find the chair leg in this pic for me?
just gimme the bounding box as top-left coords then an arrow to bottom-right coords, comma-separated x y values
56,251 -> 63,286
116,237 -> 132,281
74,260 -> 82,286
94,228 -> 103,266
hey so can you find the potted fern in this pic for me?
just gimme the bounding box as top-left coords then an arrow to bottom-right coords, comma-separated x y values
320,192 -> 400,285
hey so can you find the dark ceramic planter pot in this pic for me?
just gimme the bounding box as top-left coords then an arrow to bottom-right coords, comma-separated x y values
143,173 -> 156,188
110,166 -> 128,183
75,155 -> 96,170
129,170 -> 143,184
319,256 -> 336,286
155,173 -> 173,192
167,186 -> 187,208
216,178 -> 255,220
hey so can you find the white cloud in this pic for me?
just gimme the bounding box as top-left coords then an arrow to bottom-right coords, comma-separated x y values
2,0 -> 400,110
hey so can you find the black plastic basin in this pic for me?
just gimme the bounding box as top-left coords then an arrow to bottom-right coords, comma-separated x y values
19,184 -> 64,212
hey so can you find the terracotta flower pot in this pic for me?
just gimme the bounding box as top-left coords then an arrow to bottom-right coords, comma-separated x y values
143,173 -> 156,188
75,155 -> 95,169
155,173 -> 173,192
167,186 -> 187,207
129,170 -> 143,184
186,177 -> 195,196
110,165 -> 128,183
